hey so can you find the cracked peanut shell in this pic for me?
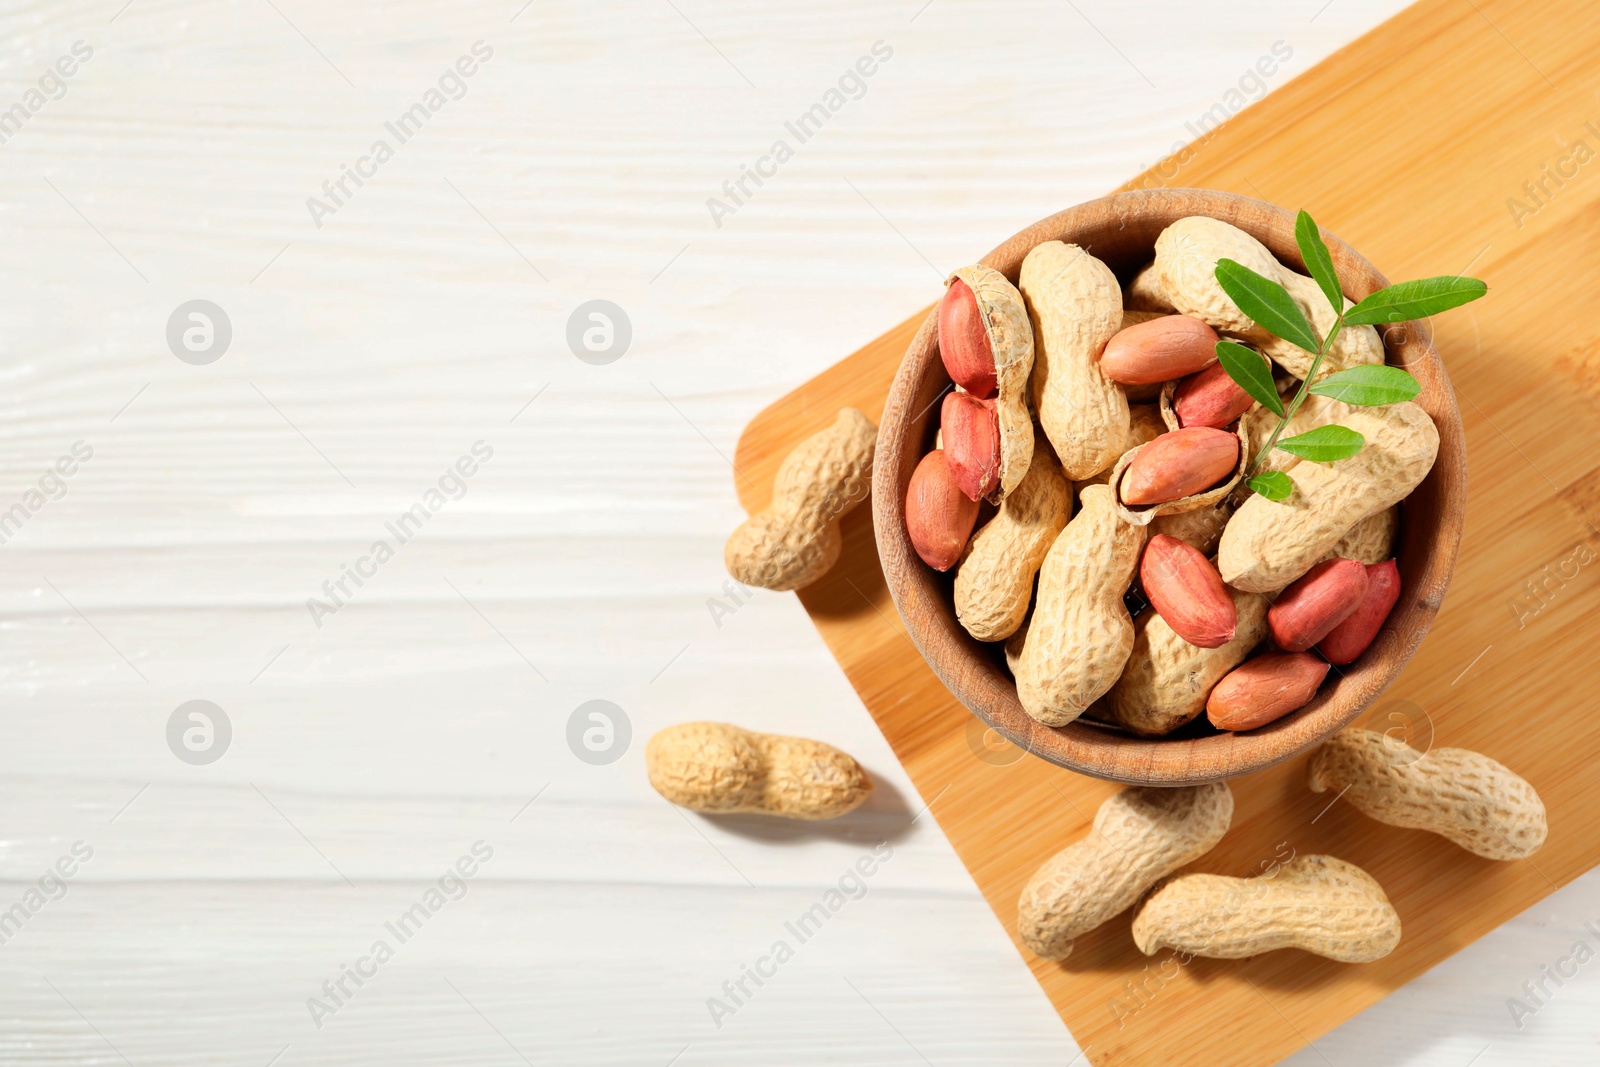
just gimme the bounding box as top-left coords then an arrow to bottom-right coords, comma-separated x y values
947,264 -> 1036,500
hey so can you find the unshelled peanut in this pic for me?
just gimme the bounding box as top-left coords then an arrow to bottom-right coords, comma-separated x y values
1324,506 -> 1399,564
1125,262 -> 1175,313
1019,242 -> 1128,480
1017,783 -> 1233,960
956,449 -> 1071,642
1132,854 -> 1401,962
1108,583 -> 1268,737
1149,500 -> 1233,556
1012,484 -> 1145,725
1153,216 -> 1384,381
1219,401 -> 1439,592
647,722 -> 872,820
1309,730 -> 1547,859
1122,309 -> 1168,329
1074,403 -> 1165,490
726,408 -> 876,591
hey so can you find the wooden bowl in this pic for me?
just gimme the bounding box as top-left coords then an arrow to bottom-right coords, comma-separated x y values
872,189 -> 1465,786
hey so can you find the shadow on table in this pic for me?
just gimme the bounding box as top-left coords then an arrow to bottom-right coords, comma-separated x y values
701,769 -> 919,846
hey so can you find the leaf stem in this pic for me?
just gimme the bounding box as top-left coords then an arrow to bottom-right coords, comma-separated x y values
1240,312 -> 1345,484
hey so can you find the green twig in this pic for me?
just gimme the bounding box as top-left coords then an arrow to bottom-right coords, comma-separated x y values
1240,313 -> 1345,484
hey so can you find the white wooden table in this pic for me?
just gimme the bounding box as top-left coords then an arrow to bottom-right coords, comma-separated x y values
1,1 -> 1594,1063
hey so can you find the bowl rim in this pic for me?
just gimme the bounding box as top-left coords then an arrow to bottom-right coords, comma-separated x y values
871,188 -> 1466,786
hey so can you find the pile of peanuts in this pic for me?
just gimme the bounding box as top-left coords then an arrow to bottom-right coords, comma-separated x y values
690,226 -> 1544,971
1018,728 -> 1546,963
906,217 -> 1439,736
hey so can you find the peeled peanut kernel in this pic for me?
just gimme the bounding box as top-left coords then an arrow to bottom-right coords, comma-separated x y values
1100,315 -> 1220,385
1118,312 -> 1169,402
938,278 -> 997,398
905,449 -> 979,571
1318,559 -> 1401,665
1174,356 -> 1258,429
1121,427 -> 1239,506
1268,557 -> 1369,652
646,722 -> 871,820
1140,534 -> 1236,648
945,265 -> 1036,499
941,391 -> 1001,501
1108,583 -> 1269,737
1074,403 -> 1165,491
1206,651 -> 1330,731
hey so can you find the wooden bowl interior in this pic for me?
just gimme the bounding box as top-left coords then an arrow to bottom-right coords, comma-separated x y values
872,188 -> 1465,785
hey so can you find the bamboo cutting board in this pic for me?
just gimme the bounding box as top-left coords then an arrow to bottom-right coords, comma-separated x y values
731,0 -> 1600,1063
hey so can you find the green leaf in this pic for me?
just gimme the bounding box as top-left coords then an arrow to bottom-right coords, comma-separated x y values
1294,211 -> 1344,315
1277,424 -> 1365,462
1249,470 -> 1293,501
1343,276 -> 1488,325
1215,341 -> 1283,416
1215,258 -> 1321,354
1309,365 -> 1421,406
